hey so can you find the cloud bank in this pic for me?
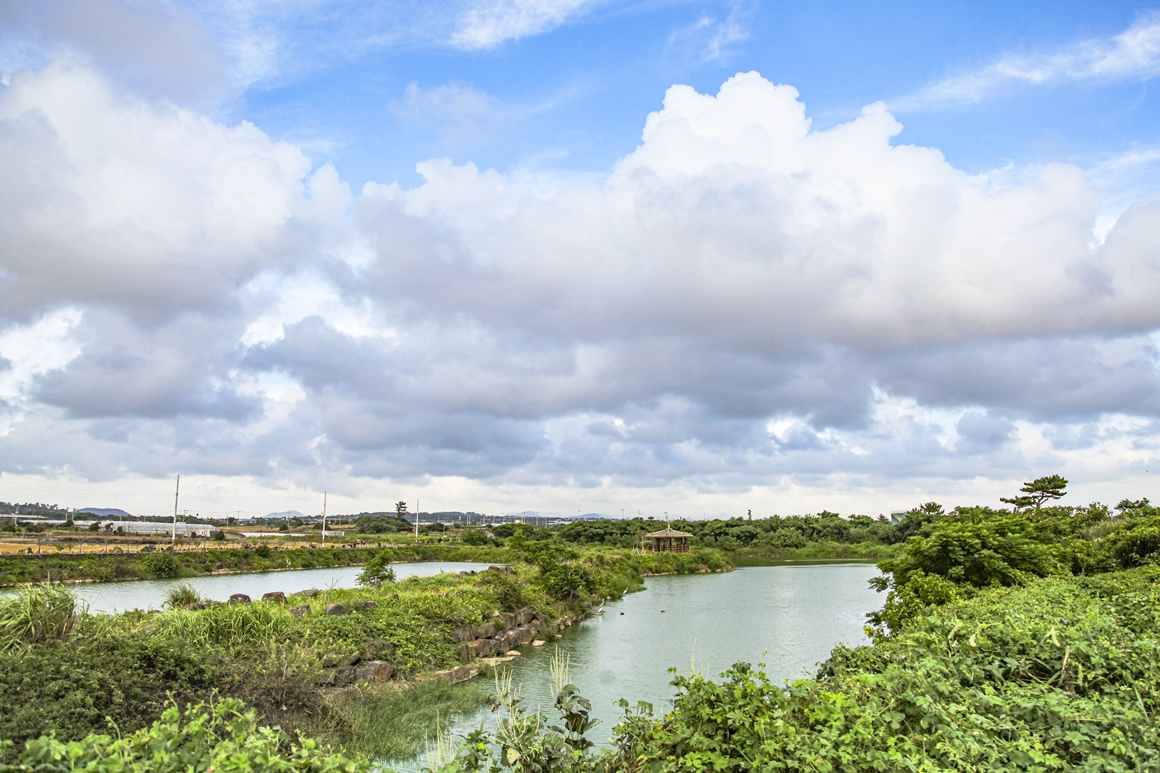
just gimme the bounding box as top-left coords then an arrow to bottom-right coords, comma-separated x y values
1,64 -> 1159,509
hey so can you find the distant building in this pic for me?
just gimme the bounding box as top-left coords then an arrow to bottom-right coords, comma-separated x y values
890,511 -> 907,525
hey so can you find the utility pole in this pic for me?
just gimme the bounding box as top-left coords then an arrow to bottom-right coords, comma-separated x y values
172,475 -> 180,543
321,491 -> 327,544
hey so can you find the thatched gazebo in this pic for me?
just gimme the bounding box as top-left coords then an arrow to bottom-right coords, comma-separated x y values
645,526 -> 693,553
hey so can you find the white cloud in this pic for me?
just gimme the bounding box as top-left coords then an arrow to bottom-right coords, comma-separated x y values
2,64 -> 1160,511
667,2 -> 752,63
0,309 -> 82,435
450,0 -> 606,49
896,14 -> 1160,110
0,62 -> 317,322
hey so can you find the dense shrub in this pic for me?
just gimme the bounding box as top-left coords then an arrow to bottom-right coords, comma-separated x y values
0,699 -> 359,773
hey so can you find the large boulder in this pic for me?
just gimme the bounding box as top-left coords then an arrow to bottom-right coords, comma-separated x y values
325,603 -> 348,616
228,593 -> 251,605
516,608 -> 535,626
262,591 -> 286,604
289,604 -> 311,618
474,622 -> 497,639
356,661 -> 394,683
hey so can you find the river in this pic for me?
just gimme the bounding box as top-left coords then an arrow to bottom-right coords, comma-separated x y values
67,562 -> 495,614
400,562 -> 882,770
61,560 -> 883,769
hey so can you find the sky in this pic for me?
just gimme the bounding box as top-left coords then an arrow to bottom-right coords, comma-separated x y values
1,0 -> 1160,520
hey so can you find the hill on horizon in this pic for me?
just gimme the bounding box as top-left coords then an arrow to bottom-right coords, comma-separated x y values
78,507 -> 132,519
265,510 -> 306,519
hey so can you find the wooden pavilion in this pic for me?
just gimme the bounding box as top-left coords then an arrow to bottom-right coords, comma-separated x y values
645,525 -> 693,553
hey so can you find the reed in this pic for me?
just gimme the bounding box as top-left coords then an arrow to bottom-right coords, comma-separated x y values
149,602 -> 296,650
163,582 -> 203,609
0,585 -> 85,653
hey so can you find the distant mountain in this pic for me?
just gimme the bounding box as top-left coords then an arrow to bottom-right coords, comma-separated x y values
265,510 -> 306,519
78,507 -> 133,519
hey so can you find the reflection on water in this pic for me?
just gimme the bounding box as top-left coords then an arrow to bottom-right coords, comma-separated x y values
67,562 -> 498,614
394,563 -> 882,770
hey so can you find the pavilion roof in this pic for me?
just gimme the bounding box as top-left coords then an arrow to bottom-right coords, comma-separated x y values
645,526 -> 694,539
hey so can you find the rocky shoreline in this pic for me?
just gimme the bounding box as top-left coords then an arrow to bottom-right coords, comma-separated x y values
190,567 -> 597,701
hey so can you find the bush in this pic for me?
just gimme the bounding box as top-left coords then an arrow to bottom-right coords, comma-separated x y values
460,529 -> 491,546
163,583 -> 202,610
356,549 -> 397,587
139,552 -> 180,579
0,699 -> 360,773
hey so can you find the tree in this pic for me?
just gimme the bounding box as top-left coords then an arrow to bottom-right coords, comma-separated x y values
395,501 -> 409,517
1000,475 -> 1068,511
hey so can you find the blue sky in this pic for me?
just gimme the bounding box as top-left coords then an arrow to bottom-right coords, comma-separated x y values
1,1 -> 1159,518
222,1 -> 1160,188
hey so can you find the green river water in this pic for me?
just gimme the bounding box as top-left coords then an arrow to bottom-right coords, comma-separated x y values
61,561 -> 883,769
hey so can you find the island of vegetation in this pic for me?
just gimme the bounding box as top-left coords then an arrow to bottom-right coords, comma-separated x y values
3,476 -> 1160,771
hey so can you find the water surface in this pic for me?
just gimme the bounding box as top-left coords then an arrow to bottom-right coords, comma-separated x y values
69,562 -> 497,614
403,563 -> 881,769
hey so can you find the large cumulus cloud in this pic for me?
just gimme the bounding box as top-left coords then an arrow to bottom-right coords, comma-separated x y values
2,66 -> 1159,498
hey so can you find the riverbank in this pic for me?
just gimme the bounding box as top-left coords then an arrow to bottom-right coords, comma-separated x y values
0,544 -> 729,764
0,543 -> 509,586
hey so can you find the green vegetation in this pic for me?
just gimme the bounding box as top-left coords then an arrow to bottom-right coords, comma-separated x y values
550,512 -> 904,560
334,679 -> 486,761
0,542 -> 726,765
163,582 -> 203,610
0,700 -> 359,773
412,476 -> 1160,772
14,475 -> 1160,771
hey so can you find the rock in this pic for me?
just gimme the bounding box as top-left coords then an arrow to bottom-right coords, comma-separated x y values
140,545 -> 155,553
228,593 -> 251,605
474,622 -> 497,639
460,639 -> 493,657
480,656 -> 514,666
356,661 -> 394,682
516,608 -> 535,626
334,666 -> 356,687
186,600 -> 212,610
289,604 -> 310,618
451,626 -> 476,643
553,635 -> 562,641
532,640 -> 546,647
351,600 -> 376,610
505,650 -> 521,657
515,626 -> 536,646
325,603 -> 349,616
297,589 -> 321,598
389,593 -> 399,600
262,591 -> 286,604
111,547 -> 124,554
433,666 -> 480,685
324,686 -> 362,701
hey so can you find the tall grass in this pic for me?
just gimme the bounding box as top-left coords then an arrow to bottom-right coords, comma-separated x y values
163,582 -> 203,609
149,603 -> 297,650
334,679 -> 487,761
0,585 -> 85,653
